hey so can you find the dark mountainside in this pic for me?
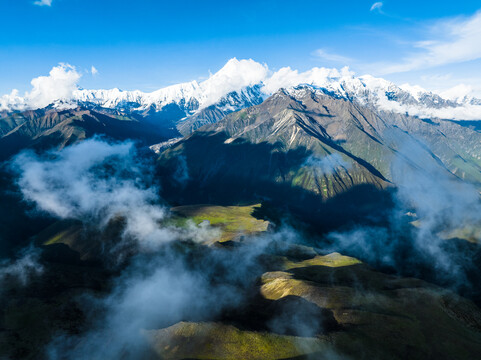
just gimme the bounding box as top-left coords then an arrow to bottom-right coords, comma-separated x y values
0,106 -> 180,161
1,87 -> 481,360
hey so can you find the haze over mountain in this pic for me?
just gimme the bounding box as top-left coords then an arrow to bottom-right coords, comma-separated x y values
3,0 -> 481,358
2,58 -> 481,360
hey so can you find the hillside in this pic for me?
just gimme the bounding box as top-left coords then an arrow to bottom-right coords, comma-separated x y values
157,86 -> 481,230
0,107 -> 178,160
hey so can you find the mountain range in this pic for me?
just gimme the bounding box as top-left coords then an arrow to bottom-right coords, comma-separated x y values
1,59 -> 481,230
2,59 -> 481,143
2,59 -> 481,360
63,58 -> 481,123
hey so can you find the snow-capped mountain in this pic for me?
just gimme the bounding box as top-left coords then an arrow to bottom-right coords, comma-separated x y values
2,58 -> 481,125
73,58 -> 268,115
72,60 -> 481,123
263,67 -> 481,121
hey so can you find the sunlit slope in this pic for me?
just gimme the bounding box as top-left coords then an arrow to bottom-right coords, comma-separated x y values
170,204 -> 270,242
146,250 -> 481,360
159,87 -> 481,203
35,205 -> 270,259
157,87 -> 481,232
144,322 -> 327,360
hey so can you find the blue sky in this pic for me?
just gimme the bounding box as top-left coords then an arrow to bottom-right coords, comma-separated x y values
1,0 -> 481,95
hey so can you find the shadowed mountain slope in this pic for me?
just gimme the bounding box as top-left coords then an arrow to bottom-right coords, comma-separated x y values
0,107 -> 180,161
156,86 -> 481,230
159,86 -> 481,194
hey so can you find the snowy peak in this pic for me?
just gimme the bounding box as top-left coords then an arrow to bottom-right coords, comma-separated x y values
2,58 -> 481,121
198,58 -> 268,107
74,80 -> 201,110
73,58 -> 267,112
277,70 -> 481,121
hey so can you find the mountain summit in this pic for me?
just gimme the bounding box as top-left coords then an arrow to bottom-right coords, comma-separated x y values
2,59 -> 481,129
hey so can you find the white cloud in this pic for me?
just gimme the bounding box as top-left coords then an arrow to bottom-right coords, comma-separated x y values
261,63 -> 481,121
370,2 -> 383,12
2,57 -> 481,121
262,65 -> 354,94
367,88 -> 481,120
303,154 -> 350,175
0,89 -> 26,112
0,63 -> 81,111
420,73 -> 453,83
199,58 -> 268,107
91,66 -> 99,76
0,247 -> 43,286
34,0 -> 52,6
439,84 -> 473,101
26,64 -> 81,109
313,49 -> 352,64
376,11 -> 481,74
12,138 -> 221,254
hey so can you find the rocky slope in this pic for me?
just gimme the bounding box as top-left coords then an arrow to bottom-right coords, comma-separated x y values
157,86 -> 481,230
0,106 -> 178,160
4,59 -> 481,143
71,60 -> 481,124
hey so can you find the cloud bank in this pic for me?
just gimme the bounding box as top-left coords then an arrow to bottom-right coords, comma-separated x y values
8,137 -> 323,358
2,58 -> 481,121
0,63 -> 80,112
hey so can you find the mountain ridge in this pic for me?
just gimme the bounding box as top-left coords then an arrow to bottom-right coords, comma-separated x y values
156,85 -> 481,231
2,59 -> 481,127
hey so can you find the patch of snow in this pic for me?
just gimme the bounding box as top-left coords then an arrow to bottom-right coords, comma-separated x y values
149,137 -> 183,154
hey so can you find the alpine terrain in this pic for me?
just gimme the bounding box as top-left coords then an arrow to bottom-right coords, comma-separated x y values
1,58 -> 481,360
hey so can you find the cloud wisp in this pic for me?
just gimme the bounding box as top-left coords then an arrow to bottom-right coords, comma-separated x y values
324,135 -> 481,290
34,0 -> 52,7
8,136 -> 334,359
313,49 -> 353,64
0,246 -> 43,287
45,233 -> 286,359
370,2 -> 383,12
11,138 -> 221,258
376,11 -> 481,74
303,153 -> 351,176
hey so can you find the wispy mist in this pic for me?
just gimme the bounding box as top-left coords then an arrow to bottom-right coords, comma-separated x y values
11,138 -> 221,256
0,246 -> 43,287
8,138 -> 317,358
304,153 -> 350,175
325,136 -> 481,288
46,229 -> 298,359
